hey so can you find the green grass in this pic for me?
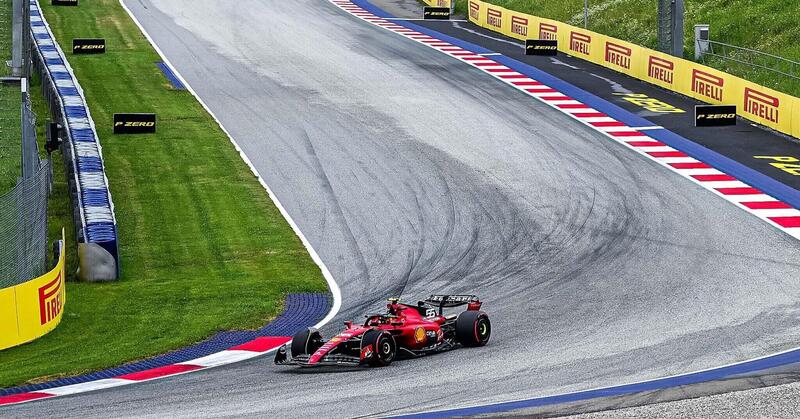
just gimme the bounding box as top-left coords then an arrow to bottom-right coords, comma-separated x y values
0,84 -> 20,193
0,0 -> 328,387
456,0 -> 800,96
0,0 -> 21,193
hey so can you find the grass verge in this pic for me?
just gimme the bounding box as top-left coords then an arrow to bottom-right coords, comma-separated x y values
0,0 -> 21,193
455,0 -> 800,96
0,0 -> 328,387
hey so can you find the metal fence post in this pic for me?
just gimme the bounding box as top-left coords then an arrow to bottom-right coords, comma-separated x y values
658,0 -> 685,57
10,0 -> 23,77
584,0 -> 588,29
671,0 -> 684,57
20,79 -> 40,179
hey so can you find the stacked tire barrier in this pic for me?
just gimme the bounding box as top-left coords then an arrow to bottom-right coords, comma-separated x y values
29,0 -> 119,280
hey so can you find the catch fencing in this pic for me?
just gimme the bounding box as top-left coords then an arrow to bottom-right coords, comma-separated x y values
0,132 -> 49,289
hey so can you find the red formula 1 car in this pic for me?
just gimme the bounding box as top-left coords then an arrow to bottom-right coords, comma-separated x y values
274,295 -> 491,367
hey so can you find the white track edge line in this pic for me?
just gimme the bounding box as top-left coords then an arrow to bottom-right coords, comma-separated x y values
118,0 -> 341,330
331,1 -> 800,242
0,0 -> 346,406
325,2 -> 800,416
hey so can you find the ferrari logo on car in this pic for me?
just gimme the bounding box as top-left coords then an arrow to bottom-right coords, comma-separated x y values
414,327 -> 426,343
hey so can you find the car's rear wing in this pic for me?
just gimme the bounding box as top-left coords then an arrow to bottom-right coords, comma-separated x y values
424,295 -> 481,314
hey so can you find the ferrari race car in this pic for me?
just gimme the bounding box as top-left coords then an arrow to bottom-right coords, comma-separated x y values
274,295 -> 491,367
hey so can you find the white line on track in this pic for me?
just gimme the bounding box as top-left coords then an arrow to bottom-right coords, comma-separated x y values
118,0 -> 341,329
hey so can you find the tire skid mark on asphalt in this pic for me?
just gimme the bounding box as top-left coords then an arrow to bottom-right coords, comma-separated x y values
329,0 -> 800,242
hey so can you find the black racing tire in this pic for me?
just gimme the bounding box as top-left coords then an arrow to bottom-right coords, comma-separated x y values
361,330 -> 396,367
290,328 -> 323,357
455,310 -> 491,347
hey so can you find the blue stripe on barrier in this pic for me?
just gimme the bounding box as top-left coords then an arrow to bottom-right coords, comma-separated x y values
0,293 -> 331,397
77,157 -> 104,173
51,72 -> 72,80
57,86 -> 79,96
71,128 -> 96,142
64,105 -> 87,118
85,223 -> 117,242
82,189 -> 110,206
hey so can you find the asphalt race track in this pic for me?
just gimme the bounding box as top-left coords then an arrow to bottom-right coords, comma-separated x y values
8,0 -> 800,417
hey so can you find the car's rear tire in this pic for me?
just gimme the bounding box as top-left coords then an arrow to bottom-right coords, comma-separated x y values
455,311 -> 491,347
291,328 -> 323,357
361,330 -> 396,367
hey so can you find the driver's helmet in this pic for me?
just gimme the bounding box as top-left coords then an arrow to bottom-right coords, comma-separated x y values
387,297 -> 401,315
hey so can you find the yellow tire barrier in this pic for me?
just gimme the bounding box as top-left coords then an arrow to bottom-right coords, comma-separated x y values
0,230 -> 66,351
466,0 -> 800,139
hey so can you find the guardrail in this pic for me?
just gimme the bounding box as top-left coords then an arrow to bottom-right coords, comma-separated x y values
699,39 -> 800,82
0,230 -> 66,351
466,0 -> 800,141
29,0 -> 119,280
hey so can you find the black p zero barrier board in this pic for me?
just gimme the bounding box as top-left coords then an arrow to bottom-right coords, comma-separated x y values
52,0 -> 78,5
113,113 -> 157,134
72,38 -> 105,54
423,7 -> 450,20
696,105 -> 737,127
526,39 -> 558,56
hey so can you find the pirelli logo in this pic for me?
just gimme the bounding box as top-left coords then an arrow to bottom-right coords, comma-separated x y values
691,69 -> 724,102
486,8 -> 502,28
744,88 -> 780,124
38,273 -> 64,325
469,1 -> 479,21
605,42 -> 631,70
511,16 -> 528,37
539,23 -> 558,41
648,56 -> 674,84
569,32 -> 591,56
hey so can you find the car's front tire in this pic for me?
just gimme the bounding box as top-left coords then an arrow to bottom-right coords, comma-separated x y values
361,330 -> 396,366
291,328 -> 323,357
455,310 -> 491,347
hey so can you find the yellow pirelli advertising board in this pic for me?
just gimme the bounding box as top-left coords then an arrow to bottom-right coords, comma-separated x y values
422,0 -> 451,7
794,98 -> 800,139
0,232 -> 66,351
466,0 -> 800,140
